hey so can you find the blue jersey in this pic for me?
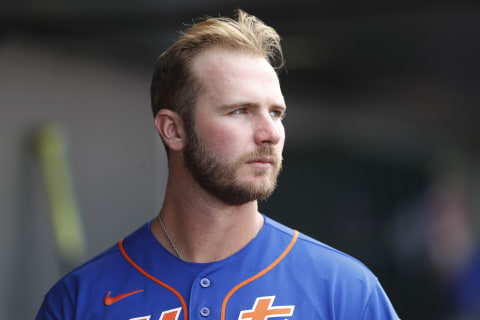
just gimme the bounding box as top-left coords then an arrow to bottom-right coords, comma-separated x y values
36,216 -> 400,320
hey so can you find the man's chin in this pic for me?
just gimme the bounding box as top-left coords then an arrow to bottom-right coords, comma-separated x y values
236,180 -> 277,199
235,172 -> 272,186
199,177 -> 277,206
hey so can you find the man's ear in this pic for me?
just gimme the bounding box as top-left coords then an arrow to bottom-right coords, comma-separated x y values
154,109 -> 187,151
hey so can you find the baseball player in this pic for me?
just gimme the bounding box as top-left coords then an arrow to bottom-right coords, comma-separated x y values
36,9 -> 400,320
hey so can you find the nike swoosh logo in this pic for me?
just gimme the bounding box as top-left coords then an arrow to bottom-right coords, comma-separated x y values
104,289 -> 144,306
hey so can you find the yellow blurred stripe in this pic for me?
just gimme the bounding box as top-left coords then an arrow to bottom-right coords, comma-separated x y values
36,124 -> 86,265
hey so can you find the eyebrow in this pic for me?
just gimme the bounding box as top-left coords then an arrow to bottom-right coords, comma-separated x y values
218,102 -> 287,111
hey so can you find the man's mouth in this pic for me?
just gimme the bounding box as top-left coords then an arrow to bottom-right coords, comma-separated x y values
246,156 -> 275,166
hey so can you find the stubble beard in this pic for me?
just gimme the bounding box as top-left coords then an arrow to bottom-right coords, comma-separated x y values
183,130 -> 283,206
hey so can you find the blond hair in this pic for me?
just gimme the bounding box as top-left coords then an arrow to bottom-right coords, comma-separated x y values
150,9 -> 284,129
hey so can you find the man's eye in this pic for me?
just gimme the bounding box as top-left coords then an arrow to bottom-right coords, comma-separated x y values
231,108 -> 247,115
270,110 -> 285,119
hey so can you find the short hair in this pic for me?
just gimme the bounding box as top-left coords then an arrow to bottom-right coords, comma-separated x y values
150,9 -> 284,149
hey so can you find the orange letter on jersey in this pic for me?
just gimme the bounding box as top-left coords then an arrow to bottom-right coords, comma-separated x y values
160,307 -> 182,320
239,296 -> 294,320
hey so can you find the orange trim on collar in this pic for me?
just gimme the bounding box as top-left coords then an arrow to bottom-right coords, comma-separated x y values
118,239 -> 188,320
221,230 -> 299,320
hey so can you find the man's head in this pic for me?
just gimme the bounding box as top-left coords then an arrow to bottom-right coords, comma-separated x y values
150,9 -> 284,140
152,10 -> 286,205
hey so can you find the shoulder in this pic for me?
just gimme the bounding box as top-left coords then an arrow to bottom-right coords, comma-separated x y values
37,223 -> 149,318
52,223 -> 149,287
265,216 -> 379,287
49,242 -> 123,292
263,216 -> 399,319
36,242 -> 122,319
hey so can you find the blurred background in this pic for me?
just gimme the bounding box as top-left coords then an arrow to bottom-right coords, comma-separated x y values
1,0 -> 479,319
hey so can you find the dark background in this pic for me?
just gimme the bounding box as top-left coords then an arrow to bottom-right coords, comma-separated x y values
1,1 -> 479,319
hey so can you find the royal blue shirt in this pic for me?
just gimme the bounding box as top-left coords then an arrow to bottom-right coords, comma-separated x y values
37,216 -> 400,320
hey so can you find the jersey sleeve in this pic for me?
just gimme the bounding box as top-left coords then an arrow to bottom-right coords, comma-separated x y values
36,296 -> 60,320
361,280 -> 400,320
35,280 -> 75,320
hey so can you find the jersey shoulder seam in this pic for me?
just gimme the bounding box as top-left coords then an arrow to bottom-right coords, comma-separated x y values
265,216 -> 377,277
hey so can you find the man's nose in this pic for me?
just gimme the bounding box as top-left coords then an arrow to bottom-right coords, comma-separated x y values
253,112 -> 283,146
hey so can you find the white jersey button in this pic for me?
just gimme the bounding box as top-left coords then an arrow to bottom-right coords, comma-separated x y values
200,306 -> 211,317
200,277 -> 211,288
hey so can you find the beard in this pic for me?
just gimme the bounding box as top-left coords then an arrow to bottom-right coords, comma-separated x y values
183,129 -> 282,206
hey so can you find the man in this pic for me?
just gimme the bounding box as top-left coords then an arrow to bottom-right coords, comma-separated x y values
37,10 -> 400,320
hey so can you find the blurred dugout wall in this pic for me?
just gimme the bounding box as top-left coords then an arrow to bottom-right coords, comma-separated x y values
0,36 -> 166,319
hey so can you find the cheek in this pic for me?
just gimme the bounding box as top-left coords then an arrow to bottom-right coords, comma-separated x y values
197,122 -> 248,156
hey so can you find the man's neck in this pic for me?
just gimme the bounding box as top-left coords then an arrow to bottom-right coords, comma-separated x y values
151,173 -> 263,263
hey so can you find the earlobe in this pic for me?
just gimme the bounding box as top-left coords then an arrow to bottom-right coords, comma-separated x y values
154,109 -> 187,151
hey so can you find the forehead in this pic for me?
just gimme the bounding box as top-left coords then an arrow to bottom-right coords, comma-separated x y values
190,47 -> 284,106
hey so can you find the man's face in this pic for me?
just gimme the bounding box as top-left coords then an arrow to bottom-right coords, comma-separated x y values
183,48 -> 286,206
